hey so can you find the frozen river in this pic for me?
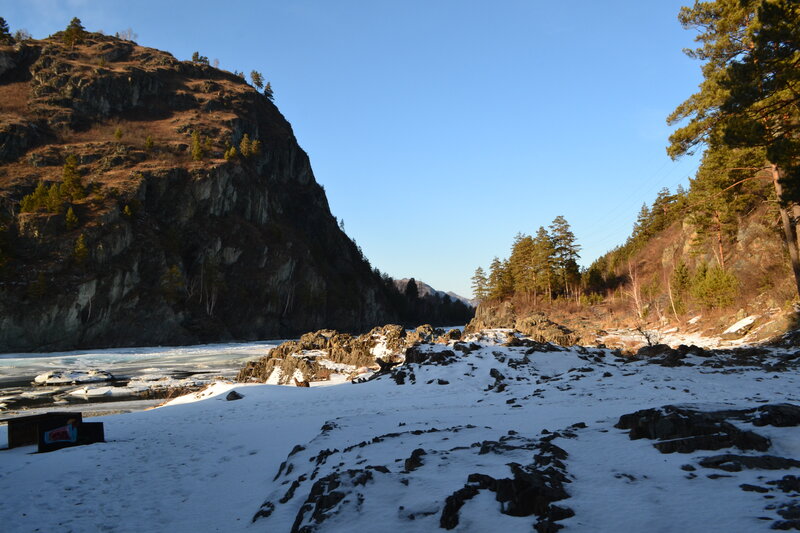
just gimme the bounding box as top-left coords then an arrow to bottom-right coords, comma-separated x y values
0,340 -> 284,417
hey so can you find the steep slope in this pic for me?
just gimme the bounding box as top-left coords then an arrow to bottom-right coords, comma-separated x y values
0,33 -> 397,352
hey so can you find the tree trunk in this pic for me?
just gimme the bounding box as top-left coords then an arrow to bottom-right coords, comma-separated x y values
713,211 -> 725,269
771,163 -> 800,300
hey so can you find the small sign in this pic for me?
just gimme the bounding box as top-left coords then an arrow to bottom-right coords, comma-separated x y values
43,424 -> 78,445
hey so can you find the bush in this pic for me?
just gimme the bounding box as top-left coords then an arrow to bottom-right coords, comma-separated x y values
691,264 -> 738,309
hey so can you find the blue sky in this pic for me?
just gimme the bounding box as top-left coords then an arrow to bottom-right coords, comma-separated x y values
2,0 -> 704,298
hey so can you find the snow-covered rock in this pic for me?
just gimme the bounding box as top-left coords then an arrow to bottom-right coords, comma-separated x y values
723,314 -> 759,336
33,369 -> 114,385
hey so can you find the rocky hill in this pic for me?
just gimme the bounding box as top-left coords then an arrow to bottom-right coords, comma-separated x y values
0,32 -> 400,352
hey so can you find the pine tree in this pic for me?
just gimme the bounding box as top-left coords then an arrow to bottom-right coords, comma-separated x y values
144,135 -> 154,152
65,207 -> 78,230
0,17 -> 13,44
687,145 -> 767,268
63,17 -> 86,49
667,0 -> 800,299
631,203 -> 651,243
224,146 -> 238,161
404,278 -> 419,300
264,82 -> 274,101
531,226 -> 557,300
191,51 -> 209,65
114,127 -> 123,141
46,183 -> 63,213
471,267 -> 489,301
73,234 -> 88,265
549,216 -> 581,296
191,131 -> 204,161
509,233 -> 536,298
250,70 -> 264,90
250,138 -> 262,157
239,134 -> 251,157
487,257 -> 513,300
61,155 -> 84,201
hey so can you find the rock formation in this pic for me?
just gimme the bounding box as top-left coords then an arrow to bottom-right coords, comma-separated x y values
0,33 -> 400,351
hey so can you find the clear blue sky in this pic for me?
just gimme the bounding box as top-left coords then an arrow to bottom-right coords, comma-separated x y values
2,0 -> 704,298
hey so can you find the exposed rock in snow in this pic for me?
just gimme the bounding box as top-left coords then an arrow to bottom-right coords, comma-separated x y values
2,329 -> 800,532
723,315 -> 759,336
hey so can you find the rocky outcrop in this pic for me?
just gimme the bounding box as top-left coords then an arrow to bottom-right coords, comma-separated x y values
465,302 -> 597,346
236,324 -> 459,384
0,34 -> 399,351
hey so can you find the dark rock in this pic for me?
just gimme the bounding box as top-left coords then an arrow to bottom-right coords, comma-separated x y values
777,501 -> 800,520
225,390 -> 243,401
489,368 -> 505,380
768,475 -> 800,493
699,454 -> 800,472
452,342 -> 471,354
753,404 -> 800,427
403,448 -> 426,472
289,469 -> 373,532
740,484 -> 770,493
615,405 -> 771,453
637,344 -> 675,357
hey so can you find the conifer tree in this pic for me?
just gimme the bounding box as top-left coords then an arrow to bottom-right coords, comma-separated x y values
549,216 -> 581,296
264,82 -> 274,101
191,51 -> 209,65
509,233 -> 536,298
63,17 -> 86,49
404,278 -> 419,300
65,207 -> 78,230
0,17 -> 12,44
46,183 -> 63,213
250,70 -> 264,90
471,267 -> 489,301
239,134 -> 251,157
114,127 -> 123,141
487,257 -> 513,300
667,0 -> 800,298
73,234 -> 88,264
144,135 -> 154,152
250,138 -> 262,157
531,226 -> 557,300
61,155 -> 84,201
191,131 -> 204,161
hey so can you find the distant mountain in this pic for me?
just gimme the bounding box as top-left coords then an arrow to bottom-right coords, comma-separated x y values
394,279 -> 476,308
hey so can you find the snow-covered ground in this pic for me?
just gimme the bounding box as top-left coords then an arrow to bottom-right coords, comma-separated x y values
1,330 -> 799,532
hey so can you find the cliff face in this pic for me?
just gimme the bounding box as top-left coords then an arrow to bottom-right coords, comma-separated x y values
0,34 -> 396,352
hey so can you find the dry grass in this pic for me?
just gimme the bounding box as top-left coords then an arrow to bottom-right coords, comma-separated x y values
0,81 -> 31,117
